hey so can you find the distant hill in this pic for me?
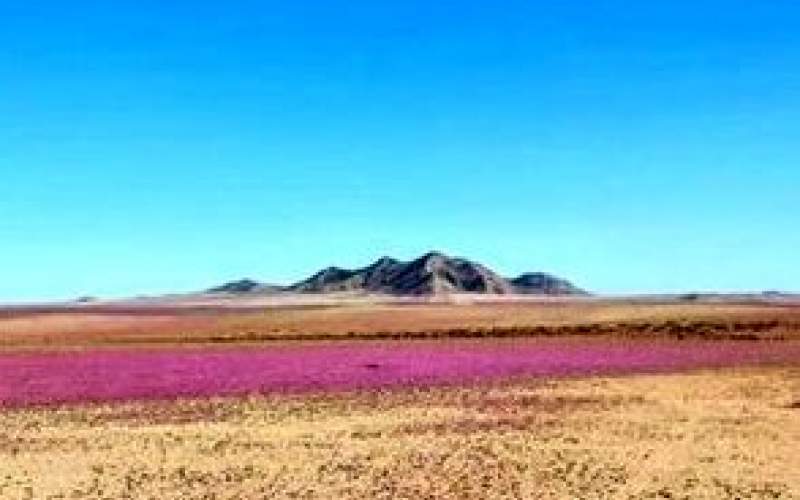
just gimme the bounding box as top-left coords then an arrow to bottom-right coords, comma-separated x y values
510,272 -> 584,295
209,252 -> 586,296
207,278 -> 282,294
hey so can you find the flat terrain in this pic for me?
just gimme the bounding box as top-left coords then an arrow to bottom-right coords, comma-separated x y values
1,298 -> 799,498
2,298 -> 800,349
2,368 -> 798,498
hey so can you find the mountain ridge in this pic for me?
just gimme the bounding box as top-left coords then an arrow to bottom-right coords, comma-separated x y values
208,252 -> 587,296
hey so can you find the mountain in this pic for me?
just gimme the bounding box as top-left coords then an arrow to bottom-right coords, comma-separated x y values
287,251 -> 586,296
510,272 -> 584,295
289,252 -> 514,295
207,252 -> 586,296
207,278 -> 281,294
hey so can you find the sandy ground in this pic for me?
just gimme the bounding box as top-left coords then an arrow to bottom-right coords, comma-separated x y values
1,367 -> 798,499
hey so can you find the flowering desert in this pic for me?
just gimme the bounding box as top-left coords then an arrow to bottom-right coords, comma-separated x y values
1,299 -> 799,498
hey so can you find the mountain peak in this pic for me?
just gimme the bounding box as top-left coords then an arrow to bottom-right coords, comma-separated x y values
417,250 -> 449,262
370,256 -> 401,267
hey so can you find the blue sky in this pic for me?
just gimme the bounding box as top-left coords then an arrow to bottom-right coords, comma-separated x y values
2,1 -> 799,301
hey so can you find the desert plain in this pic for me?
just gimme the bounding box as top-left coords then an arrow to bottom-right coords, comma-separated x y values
1,296 -> 799,499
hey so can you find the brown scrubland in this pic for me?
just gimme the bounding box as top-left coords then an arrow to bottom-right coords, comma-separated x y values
1,299 -> 800,349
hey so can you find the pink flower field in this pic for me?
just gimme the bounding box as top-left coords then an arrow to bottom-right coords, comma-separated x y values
2,339 -> 799,407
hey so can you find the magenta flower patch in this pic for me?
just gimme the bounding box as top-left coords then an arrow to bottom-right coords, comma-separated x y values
1,339 -> 798,407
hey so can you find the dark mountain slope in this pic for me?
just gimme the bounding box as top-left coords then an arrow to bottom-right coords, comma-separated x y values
207,279 -> 281,294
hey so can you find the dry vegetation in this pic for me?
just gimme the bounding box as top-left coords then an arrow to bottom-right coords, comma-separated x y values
1,367 -> 799,499
2,300 -> 800,349
2,300 -> 799,498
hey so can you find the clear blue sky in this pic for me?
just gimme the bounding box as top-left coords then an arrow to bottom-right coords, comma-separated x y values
2,1 -> 799,301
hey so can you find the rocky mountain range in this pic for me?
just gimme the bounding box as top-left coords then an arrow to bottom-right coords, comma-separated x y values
209,252 -> 586,296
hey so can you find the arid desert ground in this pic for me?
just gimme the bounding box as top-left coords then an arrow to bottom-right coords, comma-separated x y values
1,297 -> 799,499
